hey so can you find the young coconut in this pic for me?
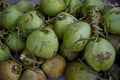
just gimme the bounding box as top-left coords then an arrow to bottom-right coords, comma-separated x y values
66,62 -> 97,80
0,41 -> 11,62
0,60 -> 22,80
20,69 -> 46,80
17,10 -> 44,33
53,12 -> 77,39
0,5 -> 23,30
84,38 -> 116,72
42,54 -> 66,78
13,0 -> 33,13
26,27 -> 59,59
62,21 -> 91,51
103,7 -> 120,35
64,0 -> 81,17
39,0 -> 65,16
5,32 -> 25,52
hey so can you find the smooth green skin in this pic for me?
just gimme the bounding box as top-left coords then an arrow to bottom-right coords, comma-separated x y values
53,12 -> 77,39
84,38 -> 116,72
26,28 -> 59,59
64,0 -> 81,17
66,62 -> 97,80
39,0 -> 65,16
0,5 -> 23,30
0,44 -> 11,62
20,69 -> 46,80
5,32 -> 25,52
81,0 -> 104,17
63,21 -> 91,51
14,0 -> 33,12
17,10 -> 43,32
103,7 -> 120,35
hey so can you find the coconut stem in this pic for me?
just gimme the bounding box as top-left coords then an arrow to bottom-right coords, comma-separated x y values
0,29 -> 8,40
20,54 -> 43,69
65,0 -> 72,12
6,51 -> 44,75
89,6 -> 105,39
0,40 -> 5,49
0,0 -> 9,10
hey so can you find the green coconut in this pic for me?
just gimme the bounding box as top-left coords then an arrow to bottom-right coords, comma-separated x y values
53,12 -> 77,39
84,38 -> 116,71
63,21 -> 91,51
17,10 -> 44,33
0,42 -> 11,62
64,0 -> 81,17
26,28 -> 59,59
5,32 -> 25,52
66,62 -> 97,80
39,0 -> 65,16
103,7 -> 120,35
0,5 -> 23,30
13,0 -> 33,13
